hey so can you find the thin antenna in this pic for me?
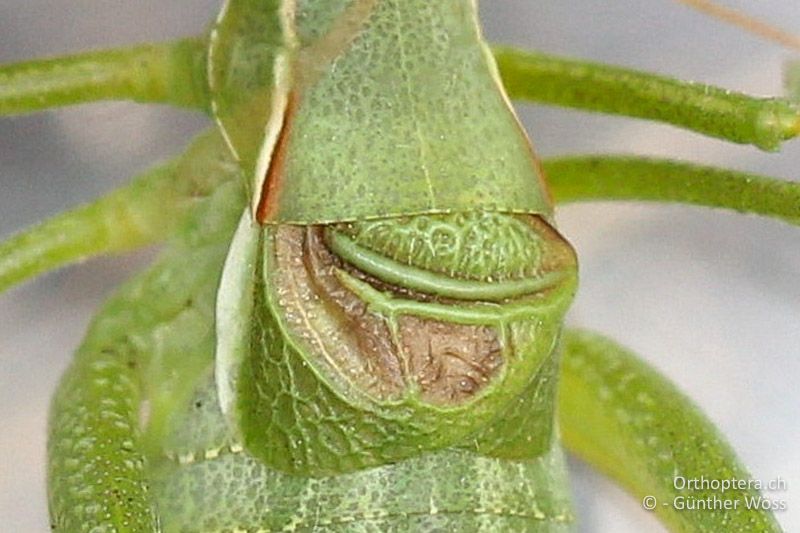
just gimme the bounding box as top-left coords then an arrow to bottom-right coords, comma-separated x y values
674,0 -> 800,52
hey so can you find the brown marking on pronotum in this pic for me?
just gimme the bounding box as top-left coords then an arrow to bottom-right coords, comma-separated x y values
256,91 -> 298,224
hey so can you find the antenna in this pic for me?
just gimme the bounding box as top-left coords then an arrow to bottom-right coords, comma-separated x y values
674,0 -> 800,52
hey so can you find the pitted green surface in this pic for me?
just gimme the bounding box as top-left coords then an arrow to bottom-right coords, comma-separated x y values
333,212 -> 545,281
296,0 -> 354,46
47,134 -> 245,532
229,223 -> 572,475
465,328 -> 561,460
3,0 -> 791,529
327,229 -> 565,301
45,129 -> 575,529
48,341 -> 156,532
152,377 -> 575,532
266,0 -> 552,222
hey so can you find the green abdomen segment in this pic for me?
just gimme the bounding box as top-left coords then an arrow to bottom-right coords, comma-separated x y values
227,211 -> 578,475
151,378 -> 575,532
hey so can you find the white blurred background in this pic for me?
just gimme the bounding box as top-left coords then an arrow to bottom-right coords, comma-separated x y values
1,1 -> 798,531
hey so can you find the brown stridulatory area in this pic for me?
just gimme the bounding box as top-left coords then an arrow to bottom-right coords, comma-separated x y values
398,316 -> 503,405
303,226 -> 405,397
270,225 -> 505,406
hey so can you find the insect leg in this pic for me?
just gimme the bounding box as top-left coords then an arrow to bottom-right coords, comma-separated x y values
0,161 -> 179,293
559,328 -> 782,532
47,136 -> 244,531
494,47 -> 800,151
0,128 -> 239,293
543,155 -> 800,227
0,39 -> 208,116
48,338 -> 158,532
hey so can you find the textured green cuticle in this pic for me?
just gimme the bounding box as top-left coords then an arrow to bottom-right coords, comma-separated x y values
327,211 -> 574,301
264,0 -> 552,223
335,268 -> 575,326
236,255 -> 554,474
152,374 -> 575,532
4,0 -> 790,528
333,212 -> 545,281
327,231 -> 564,302
228,213 -> 576,476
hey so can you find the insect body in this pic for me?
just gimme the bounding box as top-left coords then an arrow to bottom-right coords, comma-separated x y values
1,0 -> 798,531
45,2 -> 583,529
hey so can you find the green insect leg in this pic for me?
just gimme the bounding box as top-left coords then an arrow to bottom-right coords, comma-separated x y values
47,139 -> 245,532
0,162 -> 176,293
0,129 -> 239,294
542,155 -> 800,226
494,47 -> 800,151
48,338 -> 157,532
558,329 -> 781,532
0,39 -> 209,116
